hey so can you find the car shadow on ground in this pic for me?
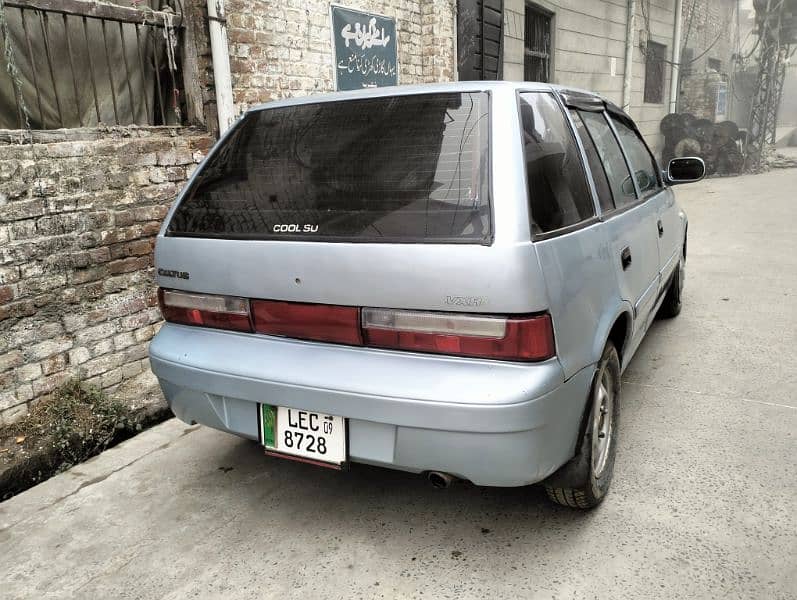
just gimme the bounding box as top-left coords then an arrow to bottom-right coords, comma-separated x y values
193,430 -> 601,556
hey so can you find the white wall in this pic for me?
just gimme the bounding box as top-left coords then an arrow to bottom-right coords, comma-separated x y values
503,0 -> 677,152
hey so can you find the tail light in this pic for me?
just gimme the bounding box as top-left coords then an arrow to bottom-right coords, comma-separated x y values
251,300 -> 362,346
362,308 -> 555,361
158,289 -> 252,332
158,288 -> 555,361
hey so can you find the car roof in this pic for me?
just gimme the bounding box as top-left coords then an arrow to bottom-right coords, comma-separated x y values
247,80 -> 596,112
244,80 -> 633,123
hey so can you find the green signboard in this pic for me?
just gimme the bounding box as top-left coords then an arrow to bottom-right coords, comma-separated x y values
331,5 -> 398,91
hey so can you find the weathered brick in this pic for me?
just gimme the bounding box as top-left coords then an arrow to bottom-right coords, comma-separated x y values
21,262 -> 44,279
0,199 -> 46,222
109,239 -> 154,260
166,166 -> 186,181
122,342 -> 149,363
9,220 -> 37,240
41,352 -> 68,375
0,390 -> 17,412
0,284 -> 16,303
108,256 -> 150,275
63,313 -> 89,332
74,322 -> 118,345
0,350 -> 24,372
99,225 -> 144,245
107,172 -> 130,189
69,266 -> 110,285
27,338 -> 73,361
133,325 -> 156,343
15,382 -> 34,402
16,362 -> 42,382
120,308 -> 161,331
46,141 -> 94,158
100,366 -> 124,388
133,205 -> 169,222
18,273 -> 68,296
32,372 -> 71,396
121,360 -> 143,379
0,399 -> 27,422
88,247 -> 112,264
113,331 -> 136,350
0,266 -> 21,284
68,347 -> 91,366
80,353 -> 124,378
6,321 -> 65,350
149,168 -> 168,184
141,222 -> 162,236
0,370 -> 14,390
89,338 -> 115,357
0,299 -> 36,321
0,158 -> 20,181
36,211 -> 112,236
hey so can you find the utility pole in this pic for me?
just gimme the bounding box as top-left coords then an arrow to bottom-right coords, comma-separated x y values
745,0 -> 797,170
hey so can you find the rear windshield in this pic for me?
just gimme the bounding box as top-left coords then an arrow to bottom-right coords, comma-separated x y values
167,92 -> 491,243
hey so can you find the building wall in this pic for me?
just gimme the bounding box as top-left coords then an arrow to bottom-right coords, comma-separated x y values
677,0 -> 737,120
0,129 -> 212,424
502,0 -> 677,152
225,0 -> 456,113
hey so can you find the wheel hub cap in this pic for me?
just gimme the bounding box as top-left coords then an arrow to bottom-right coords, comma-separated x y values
591,367 -> 614,478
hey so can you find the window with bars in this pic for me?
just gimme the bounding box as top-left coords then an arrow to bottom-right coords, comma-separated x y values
0,0 -> 187,130
523,3 -> 551,83
643,41 -> 667,104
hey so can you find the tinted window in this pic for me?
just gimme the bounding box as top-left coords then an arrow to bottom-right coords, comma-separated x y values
519,93 -> 594,234
570,110 -> 614,213
610,116 -> 661,196
579,111 -> 637,208
168,93 -> 490,243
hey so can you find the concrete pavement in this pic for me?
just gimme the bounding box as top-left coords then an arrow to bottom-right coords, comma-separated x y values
1,170 -> 796,599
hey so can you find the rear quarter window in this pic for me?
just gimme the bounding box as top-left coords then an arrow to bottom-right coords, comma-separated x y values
519,92 -> 595,235
167,92 -> 491,243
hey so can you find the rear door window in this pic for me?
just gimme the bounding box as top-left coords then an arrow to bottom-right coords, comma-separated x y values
519,93 -> 595,234
167,92 -> 490,243
578,111 -> 637,208
570,110 -> 615,213
609,115 -> 662,197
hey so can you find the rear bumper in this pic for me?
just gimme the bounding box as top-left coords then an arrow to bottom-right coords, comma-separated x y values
149,324 -> 594,486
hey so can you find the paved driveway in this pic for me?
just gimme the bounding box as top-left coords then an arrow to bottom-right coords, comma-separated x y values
1,170 -> 796,600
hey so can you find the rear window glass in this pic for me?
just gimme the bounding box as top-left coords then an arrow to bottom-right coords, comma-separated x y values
167,92 -> 491,243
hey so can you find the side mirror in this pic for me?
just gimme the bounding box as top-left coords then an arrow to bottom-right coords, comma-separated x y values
665,157 -> 705,185
621,175 -> 635,196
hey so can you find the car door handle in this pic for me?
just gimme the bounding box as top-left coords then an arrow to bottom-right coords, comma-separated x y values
657,220 -> 664,237
621,246 -> 632,270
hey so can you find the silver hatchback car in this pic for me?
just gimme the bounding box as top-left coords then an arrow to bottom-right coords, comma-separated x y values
150,82 -> 704,508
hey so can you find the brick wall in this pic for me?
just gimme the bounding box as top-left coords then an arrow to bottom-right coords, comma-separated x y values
0,128 -> 212,424
224,0 -> 456,113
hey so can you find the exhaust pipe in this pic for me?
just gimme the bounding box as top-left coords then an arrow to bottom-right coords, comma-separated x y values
427,471 -> 455,489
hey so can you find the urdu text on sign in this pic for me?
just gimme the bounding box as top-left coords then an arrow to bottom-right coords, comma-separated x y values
331,5 -> 398,91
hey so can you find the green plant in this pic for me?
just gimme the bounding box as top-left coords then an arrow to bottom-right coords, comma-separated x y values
18,379 -> 135,470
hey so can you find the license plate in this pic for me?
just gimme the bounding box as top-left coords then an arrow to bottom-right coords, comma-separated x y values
260,405 -> 347,467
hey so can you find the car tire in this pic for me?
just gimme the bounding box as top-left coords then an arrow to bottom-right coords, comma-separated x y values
658,248 -> 685,319
543,342 -> 620,509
